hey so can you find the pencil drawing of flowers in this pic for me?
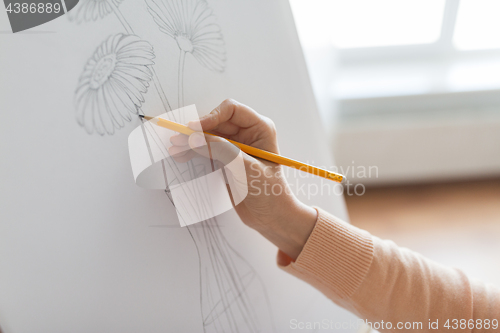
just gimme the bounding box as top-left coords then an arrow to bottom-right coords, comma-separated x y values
69,0 -> 123,23
146,0 -> 226,72
146,0 -> 226,106
69,3 -> 274,331
75,34 -> 155,135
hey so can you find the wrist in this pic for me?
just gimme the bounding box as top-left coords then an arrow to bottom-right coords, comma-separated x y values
284,201 -> 318,259
257,198 -> 318,260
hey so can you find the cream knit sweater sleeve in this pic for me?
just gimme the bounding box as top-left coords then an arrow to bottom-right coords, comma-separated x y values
278,207 -> 500,332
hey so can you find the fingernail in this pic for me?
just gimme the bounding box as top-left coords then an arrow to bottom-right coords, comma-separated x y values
188,120 -> 202,131
189,132 -> 206,148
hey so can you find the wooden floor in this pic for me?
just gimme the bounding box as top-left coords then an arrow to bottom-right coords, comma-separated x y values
345,179 -> 500,285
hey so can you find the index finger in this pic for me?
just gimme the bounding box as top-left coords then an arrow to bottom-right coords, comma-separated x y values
188,99 -> 261,132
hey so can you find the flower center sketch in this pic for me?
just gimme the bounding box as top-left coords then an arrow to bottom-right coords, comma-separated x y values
74,34 -> 155,135
147,0 -> 227,108
175,33 -> 194,53
90,54 -> 116,89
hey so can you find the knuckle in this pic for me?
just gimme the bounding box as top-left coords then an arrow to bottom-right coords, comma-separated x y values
262,116 -> 277,134
221,98 -> 239,114
222,98 -> 237,107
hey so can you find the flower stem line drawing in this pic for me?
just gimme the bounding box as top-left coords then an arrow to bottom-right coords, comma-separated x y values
107,0 -> 173,112
142,117 -> 276,332
72,0 -> 275,332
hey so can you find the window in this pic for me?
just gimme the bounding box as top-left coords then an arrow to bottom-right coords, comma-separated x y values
290,0 -> 500,183
453,0 -> 500,50
328,0 -> 445,49
291,0 -> 500,100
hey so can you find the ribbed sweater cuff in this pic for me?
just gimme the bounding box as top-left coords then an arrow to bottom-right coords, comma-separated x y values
278,207 -> 374,299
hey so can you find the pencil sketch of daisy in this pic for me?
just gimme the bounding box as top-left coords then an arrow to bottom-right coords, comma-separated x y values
69,0 -> 123,23
146,0 -> 226,107
75,33 -> 155,135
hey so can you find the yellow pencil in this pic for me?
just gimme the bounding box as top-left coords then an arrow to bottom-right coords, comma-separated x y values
141,115 -> 344,183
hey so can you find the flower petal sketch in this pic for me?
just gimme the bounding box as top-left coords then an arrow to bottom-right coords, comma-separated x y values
146,0 -> 226,72
69,0 -> 122,23
75,34 -> 155,135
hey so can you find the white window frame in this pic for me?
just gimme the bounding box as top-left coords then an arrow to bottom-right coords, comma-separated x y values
334,0 -> 500,101
328,0 -> 500,183
336,0 -> 500,64
337,0 -> 461,62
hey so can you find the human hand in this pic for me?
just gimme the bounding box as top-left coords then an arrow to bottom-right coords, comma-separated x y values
168,99 -> 317,259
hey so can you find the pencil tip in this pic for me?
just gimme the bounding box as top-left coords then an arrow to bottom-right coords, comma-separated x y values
139,114 -> 144,118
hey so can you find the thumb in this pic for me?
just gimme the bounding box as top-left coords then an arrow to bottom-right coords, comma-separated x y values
189,132 -> 249,206
187,132 -> 209,158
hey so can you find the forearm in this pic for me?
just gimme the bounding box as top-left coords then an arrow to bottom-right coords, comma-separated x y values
253,198 -> 317,260
278,207 -> 500,332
